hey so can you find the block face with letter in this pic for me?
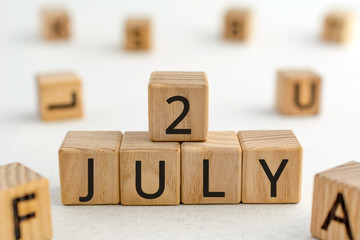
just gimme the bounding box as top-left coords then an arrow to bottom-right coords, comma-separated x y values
148,71 -> 209,141
58,131 -> 122,205
322,11 -> 353,44
223,9 -> 251,41
42,8 -> 71,40
238,130 -> 302,203
125,18 -> 151,50
0,162 -> 52,240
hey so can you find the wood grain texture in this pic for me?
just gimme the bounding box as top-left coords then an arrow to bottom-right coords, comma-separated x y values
238,130 -> 303,203
42,8 -> 70,40
311,161 -> 360,240
181,131 -> 242,204
322,11 -> 353,44
0,162 -> 52,240
59,131 -> 122,205
125,18 -> 151,50
37,72 -> 83,121
120,132 -> 180,205
148,71 -> 209,141
276,70 -> 321,115
223,9 -> 251,41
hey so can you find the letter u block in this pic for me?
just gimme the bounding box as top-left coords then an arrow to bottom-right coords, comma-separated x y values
58,131 -> 122,204
238,130 -> 302,203
276,70 -> 321,115
0,162 -> 52,240
311,161 -> 360,240
120,132 -> 180,205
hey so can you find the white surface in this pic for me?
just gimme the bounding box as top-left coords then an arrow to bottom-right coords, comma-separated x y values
1,0 -> 360,239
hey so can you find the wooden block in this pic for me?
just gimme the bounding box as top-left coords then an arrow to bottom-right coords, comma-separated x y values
0,162 -> 52,240
148,71 -> 209,142
311,161 -> 360,240
37,72 -> 83,121
238,130 -> 302,203
181,131 -> 242,204
42,8 -> 70,40
276,70 -> 321,115
120,132 -> 180,205
125,18 -> 151,50
322,11 -> 353,43
58,131 -> 122,205
223,9 -> 251,41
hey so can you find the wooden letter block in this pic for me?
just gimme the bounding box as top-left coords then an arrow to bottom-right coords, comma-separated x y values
311,161 -> 360,240
125,18 -> 151,50
59,131 -> 122,205
37,72 -> 83,121
181,131 -> 242,204
42,8 -> 70,40
0,162 -> 52,240
223,9 -> 251,41
238,130 -> 302,203
120,132 -> 180,205
148,71 -> 209,142
276,70 -> 321,115
322,11 -> 353,43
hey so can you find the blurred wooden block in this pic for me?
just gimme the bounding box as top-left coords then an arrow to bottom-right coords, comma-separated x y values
276,70 -> 321,115
58,131 -> 122,205
42,8 -> 70,40
148,71 -> 209,141
120,132 -> 180,205
238,130 -> 302,203
37,72 -> 83,121
125,18 -> 151,50
322,11 -> 353,43
0,162 -> 52,240
311,161 -> 360,240
223,9 -> 251,41
181,131 -> 242,204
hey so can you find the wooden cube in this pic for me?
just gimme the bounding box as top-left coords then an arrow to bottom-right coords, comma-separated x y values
125,18 -> 151,50
37,72 -> 83,121
0,162 -> 52,240
59,131 -> 122,205
311,161 -> 360,240
238,130 -> 302,203
148,71 -> 209,142
322,11 -> 353,43
276,70 -> 321,115
120,132 -> 180,205
181,131 -> 242,204
42,8 -> 70,40
223,9 -> 251,41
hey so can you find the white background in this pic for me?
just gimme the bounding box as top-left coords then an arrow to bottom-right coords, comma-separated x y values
1,0 -> 360,239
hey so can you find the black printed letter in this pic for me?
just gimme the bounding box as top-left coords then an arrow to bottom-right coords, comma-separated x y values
79,158 -> 94,202
203,159 -> 225,197
294,83 -> 316,109
13,194 -> 36,240
136,161 -> 165,199
259,159 -> 288,197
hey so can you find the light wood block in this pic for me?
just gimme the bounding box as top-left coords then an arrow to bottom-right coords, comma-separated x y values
223,9 -> 251,41
181,131 -> 242,204
120,132 -> 180,205
238,130 -> 302,203
148,71 -> 209,142
322,11 -> 353,44
276,70 -> 321,115
125,18 -> 151,50
37,72 -> 83,121
0,162 -> 52,240
59,131 -> 122,205
311,161 -> 360,240
42,8 -> 70,40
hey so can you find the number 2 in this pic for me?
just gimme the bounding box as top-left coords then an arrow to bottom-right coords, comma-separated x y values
166,96 -> 191,134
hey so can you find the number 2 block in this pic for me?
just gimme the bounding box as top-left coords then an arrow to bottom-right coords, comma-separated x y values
148,71 -> 209,141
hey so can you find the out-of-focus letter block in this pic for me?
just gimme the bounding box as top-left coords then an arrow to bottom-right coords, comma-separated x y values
148,71 -> 209,141
37,72 -> 83,121
181,131 -> 242,204
125,18 -> 151,50
322,11 -> 353,44
120,132 -> 180,205
42,8 -> 70,40
223,9 -> 251,41
59,131 -> 122,205
276,70 -> 321,115
311,161 -> 360,240
238,130 -> 302,203
0,162 -> 52,240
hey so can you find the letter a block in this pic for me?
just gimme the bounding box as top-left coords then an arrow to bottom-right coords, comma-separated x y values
181,131 -> 242,204
37,72 -> 83,121
120,132 -> 180,205
42,8 -> 71,40
148,71 -> 209,141
276,70 -> 321,115
0,162 -> 52,240
125,18 -> 151,50
322,11 -> 353,44
223,9 -> 251,41
311,161 -> 360,240
59,131 -> 122,204
238,130 -> 302,203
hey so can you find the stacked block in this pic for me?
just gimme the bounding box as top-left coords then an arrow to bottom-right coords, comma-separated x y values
125,18 -> 151,50
322,11 -> 353,44
223,9 -> 251,41
42,8 -> 71,40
